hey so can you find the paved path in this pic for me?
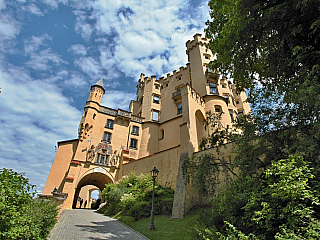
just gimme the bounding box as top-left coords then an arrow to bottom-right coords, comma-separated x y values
48,209 -> 149,240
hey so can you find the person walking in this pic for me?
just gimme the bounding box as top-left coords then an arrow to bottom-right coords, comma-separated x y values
79,198 -> 83,208
84,200 -> 87,209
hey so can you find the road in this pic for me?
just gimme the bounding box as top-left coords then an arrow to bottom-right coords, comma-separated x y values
48,209 -> 149,240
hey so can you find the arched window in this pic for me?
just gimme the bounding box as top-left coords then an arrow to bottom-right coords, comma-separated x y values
160,129 -> 164,139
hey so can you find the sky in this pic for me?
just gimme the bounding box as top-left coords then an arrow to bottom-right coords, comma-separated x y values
0,0 -> 210,194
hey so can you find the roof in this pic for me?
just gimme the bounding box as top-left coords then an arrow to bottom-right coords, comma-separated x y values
93,76 -> 104,89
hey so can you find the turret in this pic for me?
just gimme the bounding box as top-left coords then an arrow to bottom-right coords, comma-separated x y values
87,77 -> 105,105
78,77 -> 105,141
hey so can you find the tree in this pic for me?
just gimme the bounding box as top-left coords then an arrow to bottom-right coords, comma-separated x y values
188,1 -> 320,238
0,168 -> 58,239
204,0 -> 320,177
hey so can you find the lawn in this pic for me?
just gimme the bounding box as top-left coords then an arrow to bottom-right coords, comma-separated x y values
118,214 -> 199,240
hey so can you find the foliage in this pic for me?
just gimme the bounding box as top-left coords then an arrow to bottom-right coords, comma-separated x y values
190,1 -> 320,239
205,0 -> 320,172
99,171 -> 174,220
0,168 -> 58,239
194,155 -> 320,239
205,0 -> 320,129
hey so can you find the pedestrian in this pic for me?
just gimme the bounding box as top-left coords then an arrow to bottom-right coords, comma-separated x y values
84,200 -> 87,209
79,197 -> 83,208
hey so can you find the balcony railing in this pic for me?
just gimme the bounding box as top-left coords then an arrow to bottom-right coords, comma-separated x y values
100,106 -> 143,123
172,90 -> 181,100
206,68 -> 219,81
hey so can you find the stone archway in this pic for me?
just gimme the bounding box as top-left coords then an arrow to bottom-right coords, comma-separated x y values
72,169 -> 113,209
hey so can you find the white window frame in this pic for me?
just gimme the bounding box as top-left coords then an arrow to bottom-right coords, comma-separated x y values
152,110 -> 159,121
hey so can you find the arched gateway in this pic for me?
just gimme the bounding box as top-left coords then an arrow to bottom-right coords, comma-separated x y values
72,168 -> 114,209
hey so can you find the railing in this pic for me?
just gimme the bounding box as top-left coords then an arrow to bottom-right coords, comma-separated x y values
118,109 -> 131,118
100,106 -> 143,123
131,115 -> 143,123
206,68 -> 219,81
100,107 -> 117,116
172,90 -> 181,99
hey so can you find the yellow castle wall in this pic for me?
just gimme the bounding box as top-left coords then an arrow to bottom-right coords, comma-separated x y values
122,145 -> 180,190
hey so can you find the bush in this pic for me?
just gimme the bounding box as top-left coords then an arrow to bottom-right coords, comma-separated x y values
0,168 -> 58,239
193,154 -> 320,239
100,171 -> 174,220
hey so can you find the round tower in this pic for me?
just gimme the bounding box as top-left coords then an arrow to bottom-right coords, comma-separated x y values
78,77 -> 105,141
87,77 -> 105,105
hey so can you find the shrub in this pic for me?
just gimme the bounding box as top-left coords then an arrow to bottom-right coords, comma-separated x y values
100,171 -> 174,220
0,168 -> 58,239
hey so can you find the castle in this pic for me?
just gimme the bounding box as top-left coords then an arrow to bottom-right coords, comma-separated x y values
41,34 -> 251,217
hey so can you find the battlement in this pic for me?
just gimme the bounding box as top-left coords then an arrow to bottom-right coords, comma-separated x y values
186,33 -> 209,53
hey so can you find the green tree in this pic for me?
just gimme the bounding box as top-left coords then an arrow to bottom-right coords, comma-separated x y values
205,0 -> 320,170
0,168 -> 58,239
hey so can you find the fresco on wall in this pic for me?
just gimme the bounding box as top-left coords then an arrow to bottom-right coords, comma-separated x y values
96,143 -> 112,155
130,151 -> 137,158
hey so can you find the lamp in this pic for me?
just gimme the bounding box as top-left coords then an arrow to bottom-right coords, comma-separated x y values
149,167 -> 159,230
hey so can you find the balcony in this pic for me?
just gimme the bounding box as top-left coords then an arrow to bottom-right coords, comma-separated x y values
172,90 -> 181,100
206,68 -> 219,81
100,106 -> 143,123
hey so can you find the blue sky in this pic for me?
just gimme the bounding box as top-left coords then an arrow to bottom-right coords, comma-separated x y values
0,0 -> 210,194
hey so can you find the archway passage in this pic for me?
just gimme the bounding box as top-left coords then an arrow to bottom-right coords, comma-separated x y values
72,172 -> 113,209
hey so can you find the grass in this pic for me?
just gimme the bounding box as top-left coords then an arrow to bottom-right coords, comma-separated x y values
118,214 -> 199,240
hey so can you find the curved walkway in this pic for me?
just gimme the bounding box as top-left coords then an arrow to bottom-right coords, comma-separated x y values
48,209 -> 149,240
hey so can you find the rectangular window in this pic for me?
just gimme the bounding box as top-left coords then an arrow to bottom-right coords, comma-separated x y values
229,110 -> 234,122
102,132 -> 112,143
209,83 -> 218,94
105,119 -> 114,129
96,153 -> 109,165
129,139 -> 138,149
152,111 -> 159,121
225,95 -> 229,106
177,103 -> 182,114
131,126 -> 139,135
238,110 -> 243,114
153,95 -> 160,104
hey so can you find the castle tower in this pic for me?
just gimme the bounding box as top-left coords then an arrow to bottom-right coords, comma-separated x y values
78,77 -> 105,142
88,77 -> 105,104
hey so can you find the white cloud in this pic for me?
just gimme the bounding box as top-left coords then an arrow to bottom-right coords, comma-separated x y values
74,56 -> 101,78
0,14 -> 20,51
22,3 -> 44,16
26,48 -> 67,71
24,34 -> 52,55
63,72 -> 87,87
101,90 -> 136,110
74,10 -> 94,41
69,44 -> 87,55
41,0 -> 68,9
0,0 -> 5,10
0,64 -> 81,193
74,0 -> 210,78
